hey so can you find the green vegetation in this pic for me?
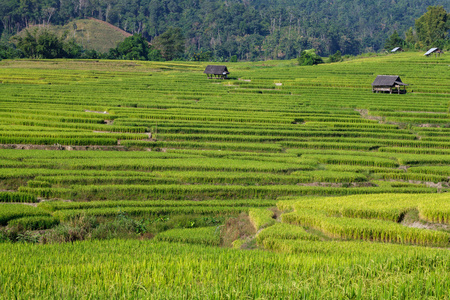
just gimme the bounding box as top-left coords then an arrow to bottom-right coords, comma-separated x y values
2,2 -> 450,60
155,226 -> 221,246
0,53 -> 450,297
414,6 -> 450,48
298,49 -> 324,66
13,28 -> 81,59
0,204 -> 50,226
1,240 -> 450,298
12,19 -> 131,54
8,216 -> 59,231
256,223 -> 319,244
249,208 -> 276,230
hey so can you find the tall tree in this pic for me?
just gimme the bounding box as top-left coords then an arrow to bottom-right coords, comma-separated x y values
116,34 -> 150,60
415,6 -> 450,47
298,49 -> 323,66
153,27 -> 184,60
13,28 -> 78,59
384,30 -> 405,50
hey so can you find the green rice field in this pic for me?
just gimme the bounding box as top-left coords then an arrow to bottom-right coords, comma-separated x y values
1,53 -> 450,298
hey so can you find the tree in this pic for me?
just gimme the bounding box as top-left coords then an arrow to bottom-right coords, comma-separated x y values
405,27 -> 416,45
108,34 -> 164,61
153,27 -> 185,61
415,6 -> 450,47
116,34 -> 150,60
298,49 -> 323,66
13,29 -> 39,58
63,38 -> 83,58
13,29 -> 70,59
190,50 -> 211,61
329,50 -> 341,62
35,30 -> 66,58
384,30 -> 405,50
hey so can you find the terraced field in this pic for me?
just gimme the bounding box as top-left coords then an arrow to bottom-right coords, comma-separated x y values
1,53 -> 450,298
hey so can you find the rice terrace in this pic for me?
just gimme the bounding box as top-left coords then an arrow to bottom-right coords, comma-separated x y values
1,52 -> 450,299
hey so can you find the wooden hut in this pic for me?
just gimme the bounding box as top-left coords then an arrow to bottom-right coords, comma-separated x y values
372,75 -> 408,94
391,47 -> 404,53
424,48 -> 444,57
204,65 -> 229,79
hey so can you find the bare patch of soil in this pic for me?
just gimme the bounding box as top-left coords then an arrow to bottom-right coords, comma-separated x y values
355,109 -> 383,121
298,182 -> 374,188
406,222 -> 450,230
140,132 -> 153,141
84,109 -> 109,114
268,207 -> 282,222
0,202 -> 38,207
0,144 -> 127,151
378,178 -> 449,190
221,213 -> 256,248
401,209 -> 450,231
417,124 -> 438,128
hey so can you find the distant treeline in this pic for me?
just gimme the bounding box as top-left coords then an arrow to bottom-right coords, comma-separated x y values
1,0 -> 449,61
0,29 -> 167,61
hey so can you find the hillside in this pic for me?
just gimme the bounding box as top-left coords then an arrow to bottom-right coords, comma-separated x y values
1,54 -> 450,297
17,19 -> 131,53
0,52 -> 449,198
1,0 -> 449,59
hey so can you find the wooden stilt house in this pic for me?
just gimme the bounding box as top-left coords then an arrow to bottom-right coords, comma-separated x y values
372,75 -> 408,94
204,65 -> 229,79
391,47 -> 404,53
424,48 -> 444,57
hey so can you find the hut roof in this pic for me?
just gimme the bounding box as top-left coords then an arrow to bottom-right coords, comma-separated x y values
391,47 -> 402,52
424,48 -> 443,56
372,75 -> 408,87
204,65 -> 229,75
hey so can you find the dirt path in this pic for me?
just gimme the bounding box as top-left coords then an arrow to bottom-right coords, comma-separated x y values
84,109 -> 109,114
355,108 -> 383,121
0,144 -> 127,151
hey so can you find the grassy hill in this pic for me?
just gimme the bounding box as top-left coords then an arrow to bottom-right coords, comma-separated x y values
17,19 -> 132,53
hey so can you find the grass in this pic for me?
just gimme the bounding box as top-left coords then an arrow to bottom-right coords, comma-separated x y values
16,19 -> 131,53
0,53 -> 450,297
1,239 -> 450,298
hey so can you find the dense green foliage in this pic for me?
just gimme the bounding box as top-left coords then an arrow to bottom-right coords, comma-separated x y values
1,0 -> 450,60
110,34 -> 163,61
415,6 -> 450,48
11,28 -> 82,59
384,31 -> 406,50
298,49 -> 324,65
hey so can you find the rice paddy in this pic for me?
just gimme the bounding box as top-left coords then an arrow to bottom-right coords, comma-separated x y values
1,53 -> 450,298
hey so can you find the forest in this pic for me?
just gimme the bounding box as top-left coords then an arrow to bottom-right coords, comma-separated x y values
1,0 -> 449,60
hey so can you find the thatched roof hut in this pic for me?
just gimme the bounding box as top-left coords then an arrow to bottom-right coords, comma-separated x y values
204,65 -> 229,79
372,75 -> 408,94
